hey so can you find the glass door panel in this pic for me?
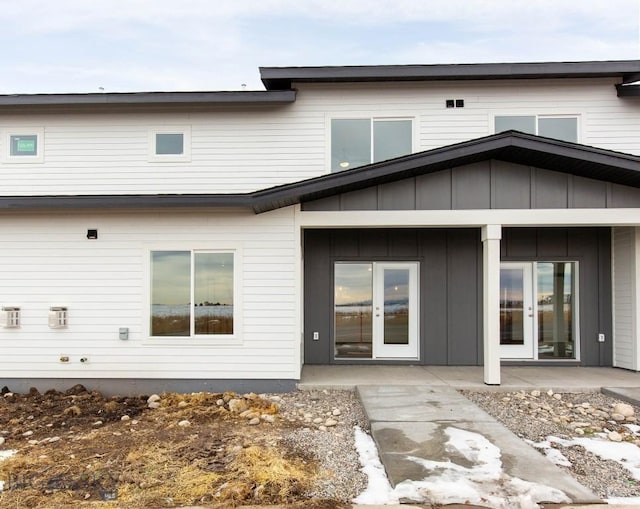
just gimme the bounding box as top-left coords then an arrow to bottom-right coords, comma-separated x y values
334,263 -> 373,359
500,263 -> 534,358
374,263 -> 419,359
537,262 -> 575,359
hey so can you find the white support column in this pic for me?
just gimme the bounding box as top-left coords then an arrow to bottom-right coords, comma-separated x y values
482,224 -> 502,385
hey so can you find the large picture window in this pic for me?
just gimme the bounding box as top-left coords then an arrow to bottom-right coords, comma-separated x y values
331,118 -> 412,171
495,115 -> 578,143
150,250 -> 234,337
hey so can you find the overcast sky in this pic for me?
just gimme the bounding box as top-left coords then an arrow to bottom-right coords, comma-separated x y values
1,0 -> 638,94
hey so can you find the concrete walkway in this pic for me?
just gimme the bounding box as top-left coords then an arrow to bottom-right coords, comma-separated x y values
358,385 -> 600,506
295,366 -> 640,507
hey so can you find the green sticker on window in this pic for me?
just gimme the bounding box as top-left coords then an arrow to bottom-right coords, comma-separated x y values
16,139 -> 35,153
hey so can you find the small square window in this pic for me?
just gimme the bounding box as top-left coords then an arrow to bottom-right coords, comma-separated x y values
156,133 -> 184,155
10,135 -> 38,156
3,129 -> 44,163
149,127 -> 191,162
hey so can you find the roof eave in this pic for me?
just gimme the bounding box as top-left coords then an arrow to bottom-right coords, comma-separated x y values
260,60 -> 640,90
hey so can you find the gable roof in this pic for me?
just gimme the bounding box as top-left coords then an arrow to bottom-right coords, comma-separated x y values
0,131 -> 637,213
261,60 -> 640,90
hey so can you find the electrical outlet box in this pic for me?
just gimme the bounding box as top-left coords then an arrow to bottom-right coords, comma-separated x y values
49,307 -> 68,329
313,332 -> 319,341
1,307 -> 20,328
119,327 -> 129,340
598,333 -> 605,343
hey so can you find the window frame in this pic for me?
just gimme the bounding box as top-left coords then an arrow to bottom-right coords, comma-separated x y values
2,128 -> 44,163
327,115 -> 415,172
144,245 -> 242,345
149,126 -> 191,162
492,113 -> 581,143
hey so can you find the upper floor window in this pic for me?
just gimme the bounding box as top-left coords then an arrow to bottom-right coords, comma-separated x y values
331,118 -> 412,172
495,115 -> 578,143
149,126 -> 191,162
3,128 -> 44,163
150,250 -> 235,338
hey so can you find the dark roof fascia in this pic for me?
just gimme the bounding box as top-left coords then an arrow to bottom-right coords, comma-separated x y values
260,60 -> 640,90
0,90 -> 296,109
0,194 -> 254,211
617,83 -> 640,97
251,131 -> 640,213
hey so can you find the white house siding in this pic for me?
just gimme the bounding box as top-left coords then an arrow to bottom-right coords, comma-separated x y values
0,78 -> 638,197
0,207 -> 300,381
612,227 -> 639,370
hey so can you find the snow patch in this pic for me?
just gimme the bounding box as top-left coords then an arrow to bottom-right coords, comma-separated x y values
354,426 -> 569,509
0,449 -> 17,492
352,426 -> 398,504
526,438 -> 572,467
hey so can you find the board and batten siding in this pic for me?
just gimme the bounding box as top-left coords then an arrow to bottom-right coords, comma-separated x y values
0,207 -> 300,381
613,227 -> 640,370
0,77 -> 638,197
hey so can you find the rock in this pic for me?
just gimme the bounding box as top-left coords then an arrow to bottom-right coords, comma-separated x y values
332,409 -> 342,416
93,420 -> 103,426
319,425 -> 327,431
147,394 -> 161,404
3,392 -> 13,398
22,430 -> 33,437
612,413 -> 626,422
148,401 -> 161,409
216,399 -> 225,406
574,428 -> 585,435
248,417 -> 260,425
613,403 -> 635,418
228,398 -> 250,413
121,415 -> 130,421
313,417 -> 323,424
47,436 -> 61,443
178,401 -> 188,408
28,439 -> 39,445
325,418 -> 338,427
608,431 -> 623,442
531,390 -> 541,397
261,414 -> 275,423
178,420 -> 191,427
553,393 -> 562,400
0,436 -> 4,445
547,389 -> 554,396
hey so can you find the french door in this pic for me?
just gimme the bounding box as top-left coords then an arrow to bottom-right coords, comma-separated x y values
500,261 -> 577,360
334,262 -> 419,360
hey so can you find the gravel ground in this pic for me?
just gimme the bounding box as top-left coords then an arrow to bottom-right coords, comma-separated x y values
268,389 -> 370,502
462,389 -> 640,499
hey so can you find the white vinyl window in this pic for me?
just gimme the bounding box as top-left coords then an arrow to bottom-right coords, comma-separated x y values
3,128 -> 44,163
495,115 -> 578,143
331,118 -> 412,171
150,250 -> 236,338
149,126 -> 191,162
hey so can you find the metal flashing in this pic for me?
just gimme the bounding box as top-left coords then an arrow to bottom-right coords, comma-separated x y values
617,83 -> 640,97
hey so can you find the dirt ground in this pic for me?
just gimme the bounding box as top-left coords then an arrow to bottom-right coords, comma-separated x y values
0,385 -> 351,508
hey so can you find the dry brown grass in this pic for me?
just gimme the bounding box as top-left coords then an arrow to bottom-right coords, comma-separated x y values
0,390 -> 319,508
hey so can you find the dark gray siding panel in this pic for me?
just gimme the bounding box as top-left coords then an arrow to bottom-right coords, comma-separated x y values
452,162 -> 492,209
415,170 -> 452,209
492,161 -> 531,209
609,184 -> 640,207
537,228 -> 569,257
571,176 -> 607,208
420,231 -> 449,364
379,179 -> 416,210
302,162 -> 640,211
446,230 -> 481,364
533,169 -> 569,208
341,187 -> 378,210
303,230 -> 332,364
